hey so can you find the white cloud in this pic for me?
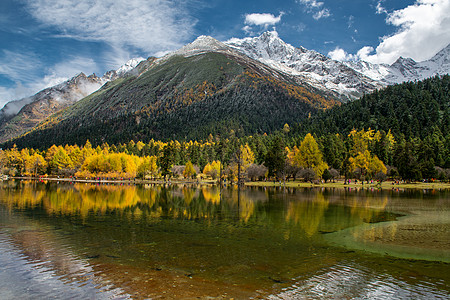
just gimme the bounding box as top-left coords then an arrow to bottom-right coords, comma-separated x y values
376,1 -> 388,15
347,15 -> 354,28
328,47 -> 351,61
362,0 -> 450,64
328,46 -> 375,62
244,13 -> 283,27
356,46 -> 375,61
299,0 -> 324,9
297,0 -> 331,20
313,9 -> 330,20
23,0 -> 197,55
242,25 -> 253,35
328,47 -> 356,61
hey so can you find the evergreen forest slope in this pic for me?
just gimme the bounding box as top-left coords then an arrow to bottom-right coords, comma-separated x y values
4,52 -> 337,149
296,75 -> 449,139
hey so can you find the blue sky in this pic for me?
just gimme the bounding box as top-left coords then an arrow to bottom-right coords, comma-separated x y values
1,0 -> 449,107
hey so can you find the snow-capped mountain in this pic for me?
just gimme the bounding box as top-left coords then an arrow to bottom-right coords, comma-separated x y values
383,44 -> 450,83
226,31 -> 449,99
347,44 -> 450,84
226,31 -> 385,101
0,58 -> 145,118
164,35 -> 235,58
0,58 -> 146,143
115,57 -> 145,77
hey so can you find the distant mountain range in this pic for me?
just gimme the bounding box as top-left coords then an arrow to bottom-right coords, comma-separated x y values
226,31 -> 450,99
0,58 -> 152,143
0,31 -> 448,146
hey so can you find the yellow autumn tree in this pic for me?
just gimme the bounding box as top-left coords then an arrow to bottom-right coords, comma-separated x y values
137,156 -> 158,179
349,150 -> 387,178
183,161 -> 196,179
203,160 -> 221,179
347,129 -> 388,179
24,153 -> 47,176
294,133 -> 328,177
231,144 -> 255,182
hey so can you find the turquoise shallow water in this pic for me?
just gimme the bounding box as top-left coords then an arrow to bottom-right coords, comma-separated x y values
0,180 -> 449,299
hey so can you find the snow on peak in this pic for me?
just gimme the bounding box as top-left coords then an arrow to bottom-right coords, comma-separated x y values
153,35 -> 235,62
226,31 -> 449,98
115,58 -> 145,76
226,31 -> 298,61
226,31 -> 383,100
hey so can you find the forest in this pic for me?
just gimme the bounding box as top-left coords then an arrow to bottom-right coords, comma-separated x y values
0,75 -> 448,182
0,126 -> 448,183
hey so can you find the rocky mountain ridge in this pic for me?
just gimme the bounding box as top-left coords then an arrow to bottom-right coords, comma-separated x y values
226,31 -> 450,99
0,58 -> 147,143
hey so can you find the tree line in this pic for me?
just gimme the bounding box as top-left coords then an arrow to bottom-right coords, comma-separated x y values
1,124 -> 448,182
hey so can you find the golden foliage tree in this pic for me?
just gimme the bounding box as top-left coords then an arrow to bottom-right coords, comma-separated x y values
183,161 -> 197,179
294,133 -> 328,177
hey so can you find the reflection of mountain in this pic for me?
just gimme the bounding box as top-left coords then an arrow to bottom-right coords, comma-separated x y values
0,206 -> 126,298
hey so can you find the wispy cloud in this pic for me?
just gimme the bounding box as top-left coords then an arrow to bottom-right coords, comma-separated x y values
297,0 -> 331,20
1,0 -> 198,107
23,0 -> 197,55
375,1 -> 388,15
41,56 -> 99,88
0,50 -> 42,83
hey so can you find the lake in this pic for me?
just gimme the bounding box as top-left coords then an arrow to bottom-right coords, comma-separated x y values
0,180 -> 449,299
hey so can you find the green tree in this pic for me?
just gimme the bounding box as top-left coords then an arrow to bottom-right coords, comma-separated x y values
264,136 -> 286,179
160,142 -> 176,180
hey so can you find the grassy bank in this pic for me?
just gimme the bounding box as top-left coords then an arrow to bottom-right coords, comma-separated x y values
244,180 -> 450,190
8,176 -> 450,190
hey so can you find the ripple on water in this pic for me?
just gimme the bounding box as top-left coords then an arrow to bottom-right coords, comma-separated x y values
0,232 -> 129,299
268,262 -> 450,299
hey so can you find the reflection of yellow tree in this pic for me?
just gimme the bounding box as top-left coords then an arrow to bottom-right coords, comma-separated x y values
238,193 -> 255,223
40,184 -> 145,218
349,195 -> 388,223
0,183 -> 46,210
285,193 -> 329,237
202,186 -> 221,204
182,186 -> 196,205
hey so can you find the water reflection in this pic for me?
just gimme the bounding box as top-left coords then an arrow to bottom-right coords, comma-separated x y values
0,181 -> 404,237
0,181 -> 448,299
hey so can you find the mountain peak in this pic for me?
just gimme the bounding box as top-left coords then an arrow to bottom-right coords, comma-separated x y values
430,43 -> 450,64
259,30 -> 279,40
166,35 -> 231,58
115,58 -> 145,76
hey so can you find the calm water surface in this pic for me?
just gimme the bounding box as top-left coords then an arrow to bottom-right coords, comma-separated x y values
0,180 -> 448,299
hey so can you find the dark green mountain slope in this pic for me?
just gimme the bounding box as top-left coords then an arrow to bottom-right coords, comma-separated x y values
5,52 -> 338,148
294,74 -> 450,139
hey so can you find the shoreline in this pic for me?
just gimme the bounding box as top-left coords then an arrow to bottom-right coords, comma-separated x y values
6,176 -> 450,190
